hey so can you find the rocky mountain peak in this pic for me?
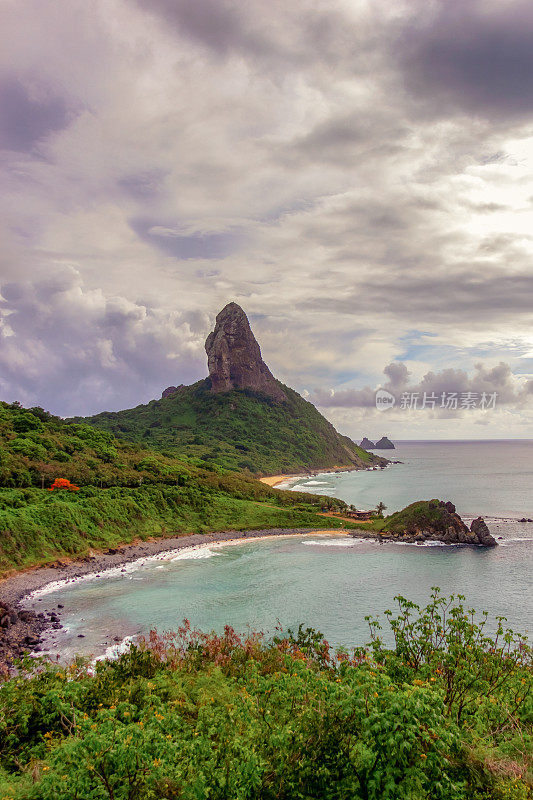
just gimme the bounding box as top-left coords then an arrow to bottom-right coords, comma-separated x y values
205,302 -> 287,402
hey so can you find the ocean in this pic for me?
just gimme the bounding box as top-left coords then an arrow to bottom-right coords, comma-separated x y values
29,441 -> 533,661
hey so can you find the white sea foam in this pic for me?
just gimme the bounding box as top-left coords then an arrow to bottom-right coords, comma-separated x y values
499,537 -> 533,546
391,539 -> 473,547
302,538 -> 373,547
27,543 -> 221,599
167,545 -> 219,561
94,636 -> 135,664
303,480 -> 330,486
303,537 -> 468,549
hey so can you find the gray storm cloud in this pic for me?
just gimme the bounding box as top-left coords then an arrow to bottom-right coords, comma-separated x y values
398,0 -> 533,119
0,77 -> 73,152
0,270 -> 207,416
0,0 -> 532,434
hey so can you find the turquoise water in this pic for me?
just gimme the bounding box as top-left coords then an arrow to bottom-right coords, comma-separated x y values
30,441 -> 533,660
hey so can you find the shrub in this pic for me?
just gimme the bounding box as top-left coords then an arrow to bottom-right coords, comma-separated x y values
0,600 -> 530,799
49,478 -> 80,492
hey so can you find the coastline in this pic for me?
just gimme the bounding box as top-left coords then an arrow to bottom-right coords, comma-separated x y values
259,464 -> 371,488
259,475 -> 298,487
0,528 -> 344,607
0,527 -> 345,668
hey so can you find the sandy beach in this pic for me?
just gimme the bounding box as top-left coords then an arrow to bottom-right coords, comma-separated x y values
259,465 -> 364,488
0,527 -> 344,608
259,475 -> 298,487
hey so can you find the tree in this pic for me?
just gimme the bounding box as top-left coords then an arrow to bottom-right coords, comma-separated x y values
375,501 -> 387,516
49,477 -> 80,492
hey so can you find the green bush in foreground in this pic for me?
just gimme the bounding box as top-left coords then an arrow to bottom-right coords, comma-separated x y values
0,591 -> 531,799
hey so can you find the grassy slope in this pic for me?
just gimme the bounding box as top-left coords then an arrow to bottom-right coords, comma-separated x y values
73,379 -> 383,475
0,402 -> 354,574
0,486 -> 354,575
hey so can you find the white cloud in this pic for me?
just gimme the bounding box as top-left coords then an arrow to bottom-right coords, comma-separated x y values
0,0 -> 532,435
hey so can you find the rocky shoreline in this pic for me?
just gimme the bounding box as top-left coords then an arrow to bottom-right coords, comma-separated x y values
0,508 -> 498,672
0,528 -> 329,672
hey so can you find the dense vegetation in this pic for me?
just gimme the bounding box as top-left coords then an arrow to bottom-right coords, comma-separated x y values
74,380 -> 381,474
371,500 -> 457,535
0,400 -> 216,489
0,591 -> 530,799
357,500 -> 458,536
0,402 -> 352,574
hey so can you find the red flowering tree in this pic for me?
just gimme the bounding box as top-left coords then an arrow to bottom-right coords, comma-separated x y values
49,478 -> 80,492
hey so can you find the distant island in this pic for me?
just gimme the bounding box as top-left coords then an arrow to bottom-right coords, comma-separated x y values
360,436 -> 395,450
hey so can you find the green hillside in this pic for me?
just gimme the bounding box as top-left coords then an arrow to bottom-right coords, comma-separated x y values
74,380 -> 384,475
0,401 -> 353,574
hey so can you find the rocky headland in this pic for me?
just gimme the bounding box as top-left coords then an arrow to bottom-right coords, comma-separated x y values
77,302 -> 385,474
357,499 -> 497,546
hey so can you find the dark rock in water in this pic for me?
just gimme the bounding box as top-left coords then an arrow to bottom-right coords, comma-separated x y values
470,517 -> 497,547
374,436 -> 395,449
360,437 -> 375,448
205,302 -> 287,403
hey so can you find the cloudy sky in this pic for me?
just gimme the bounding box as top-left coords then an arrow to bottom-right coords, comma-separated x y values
1,0 -> 533,439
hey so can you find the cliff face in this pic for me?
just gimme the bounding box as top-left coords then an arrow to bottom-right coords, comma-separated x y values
205,303 -> 287,403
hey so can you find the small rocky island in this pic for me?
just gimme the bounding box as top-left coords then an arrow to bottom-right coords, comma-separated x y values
360,436 -> 395,449
354,500 -> 497,547
374,436 -> 395,449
